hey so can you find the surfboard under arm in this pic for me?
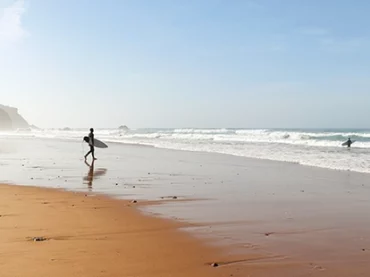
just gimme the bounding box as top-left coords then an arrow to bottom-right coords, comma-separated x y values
83,137 -> 108,148
342,140 -> 355,146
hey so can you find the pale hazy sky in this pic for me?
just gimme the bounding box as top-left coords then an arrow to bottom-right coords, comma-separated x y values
1,0 -> 370,129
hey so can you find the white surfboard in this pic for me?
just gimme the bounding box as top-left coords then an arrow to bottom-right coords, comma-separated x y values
93,138 -> 108,148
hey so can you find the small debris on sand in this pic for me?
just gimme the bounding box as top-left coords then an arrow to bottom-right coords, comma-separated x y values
32,237 -> 47,242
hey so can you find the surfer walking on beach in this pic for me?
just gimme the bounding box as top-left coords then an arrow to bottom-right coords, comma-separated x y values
84,128 -> 97,161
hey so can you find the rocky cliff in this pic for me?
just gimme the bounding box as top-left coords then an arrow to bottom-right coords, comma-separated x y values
0,105 -> 29,130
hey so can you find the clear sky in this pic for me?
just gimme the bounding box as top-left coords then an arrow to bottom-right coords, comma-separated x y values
1,0 -> 370,129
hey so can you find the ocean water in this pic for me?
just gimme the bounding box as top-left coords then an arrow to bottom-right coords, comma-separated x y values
1,128 -> 370,174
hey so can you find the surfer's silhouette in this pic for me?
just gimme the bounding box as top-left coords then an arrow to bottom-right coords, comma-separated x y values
346,137 -> 352,148
84,128 -> 97,161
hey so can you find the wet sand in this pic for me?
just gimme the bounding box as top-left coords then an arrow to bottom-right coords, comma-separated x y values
1,137 -> 370,276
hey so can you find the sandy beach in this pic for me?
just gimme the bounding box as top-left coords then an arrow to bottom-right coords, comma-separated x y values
2,0 -> 370,275
0,184 -> 255,277
1,137 -> 370,276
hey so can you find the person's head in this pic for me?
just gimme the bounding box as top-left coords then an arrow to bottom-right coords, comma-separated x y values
90,128 -> 94,133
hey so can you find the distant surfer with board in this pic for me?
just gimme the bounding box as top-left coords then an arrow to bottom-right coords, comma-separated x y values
342,137 -> 353,148
84,128 -> 97,161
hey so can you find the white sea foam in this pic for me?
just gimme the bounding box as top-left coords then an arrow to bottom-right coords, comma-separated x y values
173,128 -> 231,134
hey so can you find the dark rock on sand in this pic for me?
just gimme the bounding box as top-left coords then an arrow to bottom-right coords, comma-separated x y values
33,237 -> 47,242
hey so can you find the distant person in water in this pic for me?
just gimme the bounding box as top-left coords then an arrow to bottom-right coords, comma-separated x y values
84,128 -> 97,161
346,137 -> 352,147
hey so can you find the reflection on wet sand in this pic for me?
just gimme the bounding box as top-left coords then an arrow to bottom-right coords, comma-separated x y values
83,161 -> 107,190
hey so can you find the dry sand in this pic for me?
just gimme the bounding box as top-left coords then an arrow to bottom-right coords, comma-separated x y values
0,184 -> 278,277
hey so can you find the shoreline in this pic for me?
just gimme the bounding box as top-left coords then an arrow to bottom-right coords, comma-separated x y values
104,141 -> 370,175
2,135 -> 370,175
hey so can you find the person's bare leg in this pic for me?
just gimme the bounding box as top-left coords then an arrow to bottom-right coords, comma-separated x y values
92,148 -> 97,160
84,150 -> 91,160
